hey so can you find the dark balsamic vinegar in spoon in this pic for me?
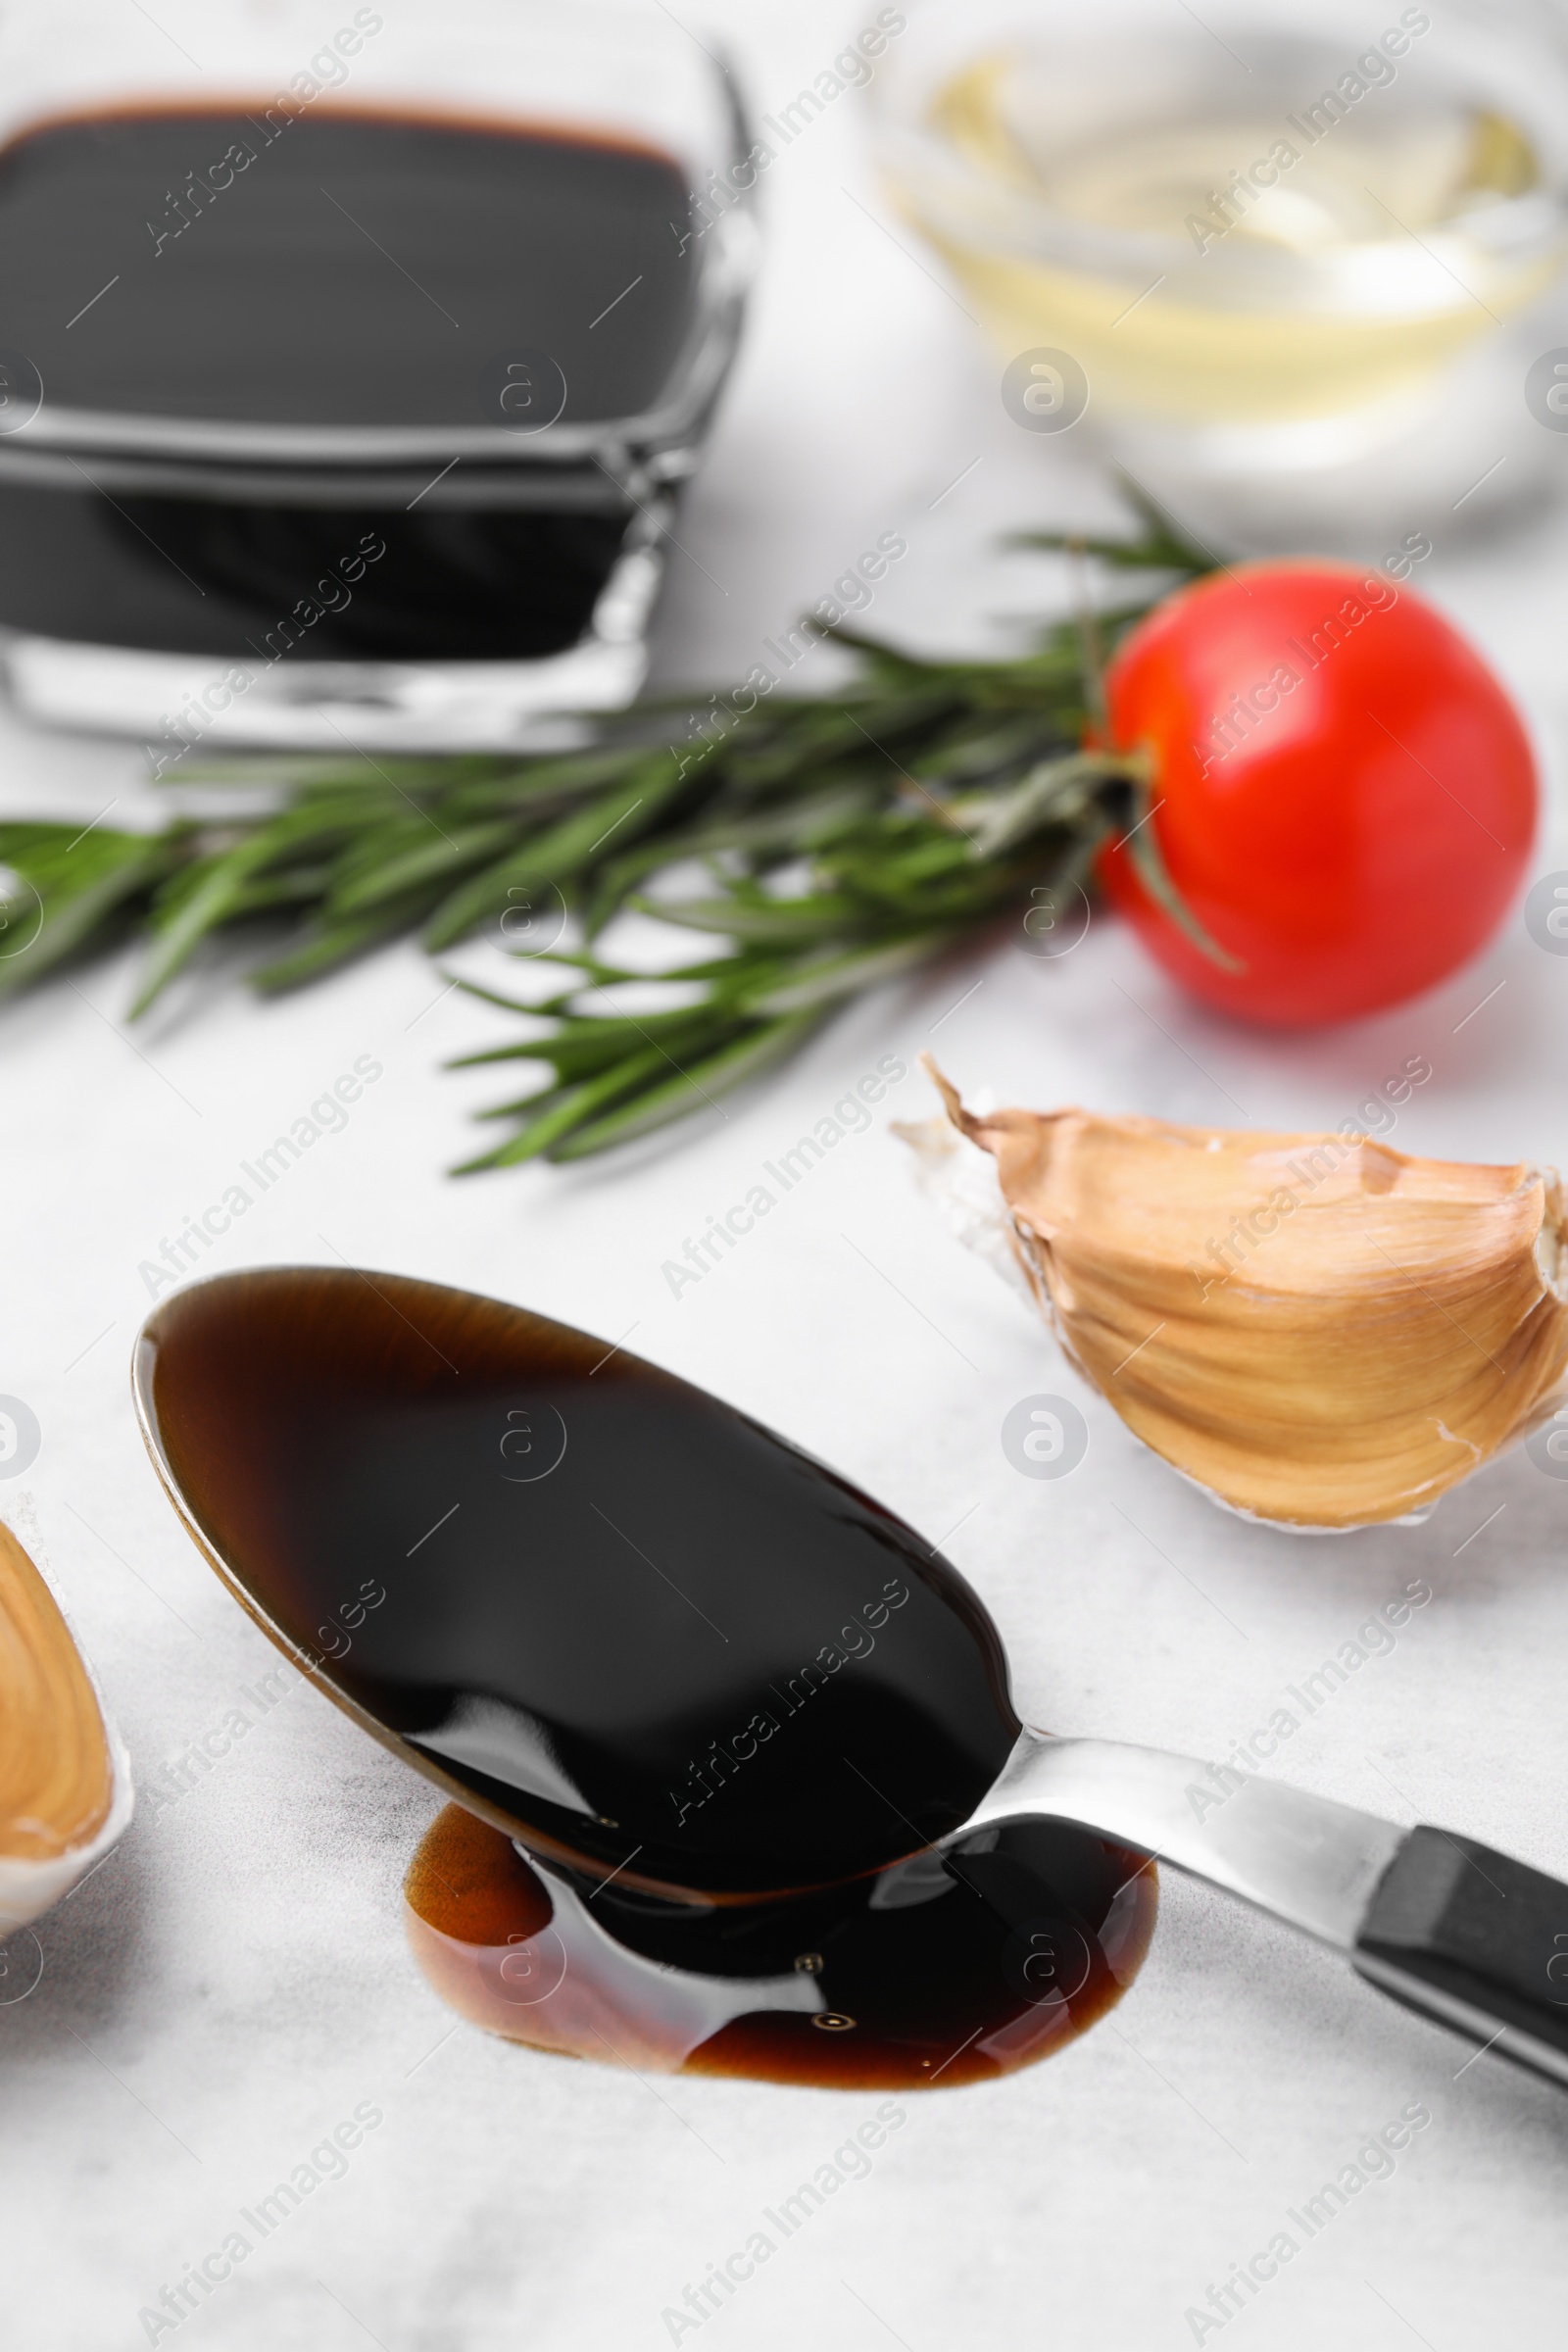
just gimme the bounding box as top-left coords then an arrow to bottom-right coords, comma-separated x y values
136,1268 -> 1021,1898
136,1269 -> 1156,2082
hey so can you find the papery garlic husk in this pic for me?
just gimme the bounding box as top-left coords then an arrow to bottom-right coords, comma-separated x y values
908,1060 -> 1568,1531
0,1521 -> 132,1931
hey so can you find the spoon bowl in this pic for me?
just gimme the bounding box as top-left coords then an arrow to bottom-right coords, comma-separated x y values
133,1266 -> 1018,1901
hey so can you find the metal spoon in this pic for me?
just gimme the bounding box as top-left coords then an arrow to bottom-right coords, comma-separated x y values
133,1266 -> 1568,2091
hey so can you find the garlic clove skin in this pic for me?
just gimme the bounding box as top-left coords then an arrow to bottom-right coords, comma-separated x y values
0,1522 -> 132,1933
911,1060 -> 1568,1532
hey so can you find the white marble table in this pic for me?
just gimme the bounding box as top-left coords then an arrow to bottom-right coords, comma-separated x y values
7,5 -> 1568,2346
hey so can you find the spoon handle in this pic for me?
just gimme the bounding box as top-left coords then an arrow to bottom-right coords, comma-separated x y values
960,1731 -> 1568,2091
1352,1828 -> 1568,2090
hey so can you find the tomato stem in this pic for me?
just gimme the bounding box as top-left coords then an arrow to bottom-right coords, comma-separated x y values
1120,772 -> 1247,975
964,748 -> 1144,859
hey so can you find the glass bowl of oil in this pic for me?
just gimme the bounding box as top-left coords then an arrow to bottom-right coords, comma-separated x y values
872,0 -> 1568,548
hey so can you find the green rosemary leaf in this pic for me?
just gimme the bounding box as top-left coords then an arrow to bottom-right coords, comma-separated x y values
1109,476 -> 1219,572
172,753 -> 490,790
249,891 -> 442,992
817,627 -> 947,689
581,781 -> 881,936
1011,484 -> 1213,578
903,713 -> 1071,788
0,822 -> 187,994
127,808 -> 357,1013
1013,529 -> 1198,572
449,1003 -> 726,1078
218,865 -> 340,911
452,1041 -> 679,1171
841,834 -> 975,899
633,889 -> 874,944
0,507 -> 1220,1164
140,787 -> 401,966
421,754 -> 684,950
328,817 -> 521,914
468,1083 -> 569,1124
448,959 -> 634,1023
744,931 -> 956,1015
432,745 -> 662,817
540,1011 -> 820,1164
721,694 -> 955,790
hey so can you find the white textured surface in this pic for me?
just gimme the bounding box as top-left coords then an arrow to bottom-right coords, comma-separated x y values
7,5 -> 1568,2347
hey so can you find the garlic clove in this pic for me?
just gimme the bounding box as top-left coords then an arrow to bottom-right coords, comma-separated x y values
0,1522 -> 132,1933
908,1058 -> 1568,1532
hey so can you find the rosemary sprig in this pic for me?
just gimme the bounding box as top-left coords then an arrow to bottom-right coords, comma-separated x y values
0,512 -> 1210,1165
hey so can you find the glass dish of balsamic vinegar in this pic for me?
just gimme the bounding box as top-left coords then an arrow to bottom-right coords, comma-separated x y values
0,0 -> 755,749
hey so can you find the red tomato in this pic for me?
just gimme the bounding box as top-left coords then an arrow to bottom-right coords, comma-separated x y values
1096,561 -> 1537,1025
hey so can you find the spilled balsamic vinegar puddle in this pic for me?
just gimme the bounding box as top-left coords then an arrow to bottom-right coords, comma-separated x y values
405,1804 -> 1155,2088
136,1269 -> 1157,2090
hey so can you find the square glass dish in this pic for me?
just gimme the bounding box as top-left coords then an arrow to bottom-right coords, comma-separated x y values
0,0 -> 755,749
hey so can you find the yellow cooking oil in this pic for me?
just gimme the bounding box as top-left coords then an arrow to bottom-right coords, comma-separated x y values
900,45 -> 1554,424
